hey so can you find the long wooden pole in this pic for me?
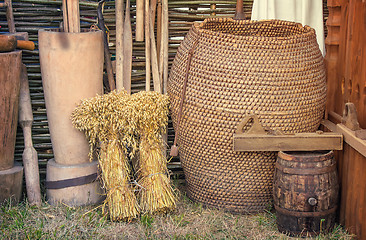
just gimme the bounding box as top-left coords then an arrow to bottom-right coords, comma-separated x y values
135,0 -> 144,41
150,13 -> 161,93
145,0 -> 151,91
158,0 -> 163,88
5,0 -> 16,33
115,0 -> 124,90
162,0 -> 168,93
98,0 -> 115,91
123,0 -> 132,94
234,0 -> 245,20
62,0 -> 69,32
149,0 -> 161,93
62,0 -> 80,33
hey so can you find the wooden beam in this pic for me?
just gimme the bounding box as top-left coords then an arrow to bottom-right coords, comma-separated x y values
233,132 -> 343,152
336,123 -> 366,158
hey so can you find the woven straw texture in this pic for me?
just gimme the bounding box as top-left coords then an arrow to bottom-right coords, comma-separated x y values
168,18 -> 327,213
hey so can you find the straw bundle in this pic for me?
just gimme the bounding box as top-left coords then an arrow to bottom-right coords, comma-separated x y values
71,90 -> 139,221
131,91 -> 176,214
71,90 -> 176,219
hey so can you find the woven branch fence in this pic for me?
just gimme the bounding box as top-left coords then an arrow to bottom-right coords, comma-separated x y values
0,0 -> 327,186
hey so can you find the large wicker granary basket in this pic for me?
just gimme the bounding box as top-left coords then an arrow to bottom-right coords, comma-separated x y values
168,18 -> 326,213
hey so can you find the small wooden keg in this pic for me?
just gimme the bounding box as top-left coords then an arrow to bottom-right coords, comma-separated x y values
273,151 -> 339,237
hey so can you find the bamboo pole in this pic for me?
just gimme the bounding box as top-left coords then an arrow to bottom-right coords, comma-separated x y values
135,0 -> 144,41
115,0 -> 124,90
145,0 -> 150,91
123,0 -> 132,94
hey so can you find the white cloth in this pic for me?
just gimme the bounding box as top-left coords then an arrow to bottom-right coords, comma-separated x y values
251,0 -> 325,56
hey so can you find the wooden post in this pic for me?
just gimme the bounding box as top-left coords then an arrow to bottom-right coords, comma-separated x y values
234,0 -> 245,20
123,0 -> 132,94
150,7 -> 162,93
145,0 -> 151,91
156,0 -> 162,65
62,0 -> 80,33
4,0 -> 15,33
115,0 -> 124,91
135,0 -> 144,41
162,0 -> 168,94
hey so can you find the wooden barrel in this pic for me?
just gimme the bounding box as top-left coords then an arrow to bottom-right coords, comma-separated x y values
0,51 -> 22,171
273,151 -> 339,237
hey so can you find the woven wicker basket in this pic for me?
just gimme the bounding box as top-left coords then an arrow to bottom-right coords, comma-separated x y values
168,18 -> 326,213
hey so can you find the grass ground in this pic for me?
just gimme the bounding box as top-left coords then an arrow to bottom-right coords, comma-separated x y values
0,184 -> 355,240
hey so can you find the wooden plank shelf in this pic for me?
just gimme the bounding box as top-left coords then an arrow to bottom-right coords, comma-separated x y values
233,115 -> 343,152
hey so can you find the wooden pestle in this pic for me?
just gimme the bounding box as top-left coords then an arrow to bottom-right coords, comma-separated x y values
19,64 -> 42,206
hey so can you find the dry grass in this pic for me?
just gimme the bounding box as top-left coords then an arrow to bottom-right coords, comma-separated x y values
0,183 -> 355,240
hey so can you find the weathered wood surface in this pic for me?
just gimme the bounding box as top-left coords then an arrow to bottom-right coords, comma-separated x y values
273,151 -> 339,237
233,115 -> 343,152
233,132 -> 343,152
0,162 -> 23,204
337,144 -> 366,240
325,0 -> 366,239
19,63 -> 42,206
0,50 -> 22,171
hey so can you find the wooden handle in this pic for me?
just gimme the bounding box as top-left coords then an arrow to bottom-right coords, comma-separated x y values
0,34 -> 16,52
16,40 -> 35,51
234,0 -> 246,20
235,115 -> 266,134
0,35 -> 35,52
19,64 -> 42,206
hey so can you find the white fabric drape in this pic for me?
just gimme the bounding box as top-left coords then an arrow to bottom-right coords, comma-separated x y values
251,0 -> 325,56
